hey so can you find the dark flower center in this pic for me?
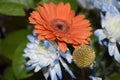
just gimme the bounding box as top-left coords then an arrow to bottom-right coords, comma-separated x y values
51,19 -> 69,32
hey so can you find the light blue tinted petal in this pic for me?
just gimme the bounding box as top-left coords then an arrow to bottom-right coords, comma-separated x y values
112,0 -> 120,9
42,67 -> 49,80
49,67 -> 57,80
94,29 -> 106,45
59,50 -> 66,58
55,63 -> 62,79
89,76 -> 102,80
59,58 -> 76,79
109,6 -> 119,16
108,42 -> 120,63
108,41 -> 115,56
27,66 -> 34,71
65,53 -> 72,63
27,35 -> 35,42
44,40 -> 50,48
59,49 -> 72,63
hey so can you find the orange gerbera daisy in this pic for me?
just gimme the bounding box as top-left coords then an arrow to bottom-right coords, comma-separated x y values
29,2 -> 92,52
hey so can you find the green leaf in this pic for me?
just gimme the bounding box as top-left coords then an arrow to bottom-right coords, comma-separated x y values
0,2 -> 25,16
12,42 -> 33,79
39,0 -> 78,11
110,73 -> 120,80
3,67 -> 16,80
0,0 -> 35,8
0,29 -> 31,60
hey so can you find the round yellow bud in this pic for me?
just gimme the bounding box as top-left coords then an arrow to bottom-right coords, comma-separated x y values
73,45 -> 95,68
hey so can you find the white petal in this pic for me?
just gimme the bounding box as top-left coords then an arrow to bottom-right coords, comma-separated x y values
94,29 -> 106,45
42,68 -> 49,80
108,42 -> 116,56
54,63 -> 62,79
89,76 -> 102,80
59,48 -> 72,63
108,42 -> 120,63
34,65 -> 41,72
49,67 -> 57,80
26,43 -> 37,49
66,53 -> 73,63
59,58 -> 76,79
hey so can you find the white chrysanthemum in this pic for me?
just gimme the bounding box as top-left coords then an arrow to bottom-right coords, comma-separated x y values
94,7 -> 120,63
77,0 -> 120,11
23,35 -> 75,80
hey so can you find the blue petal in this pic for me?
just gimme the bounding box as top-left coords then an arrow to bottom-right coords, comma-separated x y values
54,63 -> 62,79
59,58 -> 76,79
27,35 -> 35,42
27,66 -> 34,71
94,29 -> 106,45
49,67 -> 57,80
44,40 -> 50,48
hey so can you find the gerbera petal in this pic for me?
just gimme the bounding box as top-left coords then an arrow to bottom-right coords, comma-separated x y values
58,41 -> 67,52
45,34 -> 56,40
29,11 -> 43,24
94,29 -> 106,45
73,15 -> 85,24
43,2 -> 56,20
57,2 -> 65,19
37,6 -> 48,21
38,35 -> 45,40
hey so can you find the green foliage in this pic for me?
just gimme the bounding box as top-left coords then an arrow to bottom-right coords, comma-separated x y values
0,2 -> 25,16
0,29 -> 31,60
110,73 -> 120,80
12,42 -> 33,79
39,0 -> 78,11
3,67 -> 16,80
0,0 -> 35,8
0,0 -> 35,16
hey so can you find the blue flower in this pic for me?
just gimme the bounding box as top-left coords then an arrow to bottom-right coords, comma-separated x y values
94,7 -> 120,63
23,35 -> 75,80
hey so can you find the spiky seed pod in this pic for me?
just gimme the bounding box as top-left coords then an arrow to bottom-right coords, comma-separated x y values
73,45 -> 95,68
